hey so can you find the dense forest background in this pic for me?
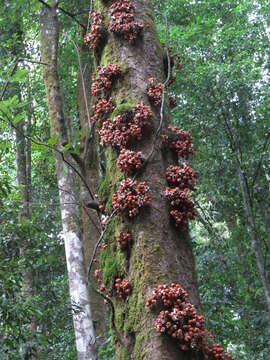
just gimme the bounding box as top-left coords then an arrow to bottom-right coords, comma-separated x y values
0,0 -> 269,359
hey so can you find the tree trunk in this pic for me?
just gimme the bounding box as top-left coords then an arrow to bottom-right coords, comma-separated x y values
77,26 -> 106,337
92,1 -> 201,359
237,166 -> 270,313
40,3 -> 97,359
16,114 -> 37,359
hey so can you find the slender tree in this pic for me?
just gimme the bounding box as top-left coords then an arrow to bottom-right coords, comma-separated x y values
40,3 -> 97,359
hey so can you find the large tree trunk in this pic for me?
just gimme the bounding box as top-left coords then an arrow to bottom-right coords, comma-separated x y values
40,3 -> 97,359
92,1 -> 201,359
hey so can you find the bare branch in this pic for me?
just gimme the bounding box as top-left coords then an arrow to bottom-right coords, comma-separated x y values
58,6 -> 86,30
0,111 -> 95,201
37,0 -> 51,8
0,58 -> 20,101
87,209 -> 117,280
73,41 -> 92,130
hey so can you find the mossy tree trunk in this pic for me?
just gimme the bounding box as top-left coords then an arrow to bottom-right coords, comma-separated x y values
92,1 -> 201,359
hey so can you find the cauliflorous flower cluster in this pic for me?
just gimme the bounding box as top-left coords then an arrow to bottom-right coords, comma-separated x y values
99,102 -> 152,148
112,178 -> 151,217
168,125 -> 195,159
114,277 -> 132,299
165,188 -> 196,227
94,268 -> 112,299
146,283 -> 234,359
147,77 -> 164,107
166,164 -> 198,190
117,231 -> 132,249
146,283 -> 205,351
108,0 -> 144,43
117,149 -> 143,175
99,115 -> 133,148
92,64 -> 122,97
92,97 -> 115,124
84,11 -> 105,49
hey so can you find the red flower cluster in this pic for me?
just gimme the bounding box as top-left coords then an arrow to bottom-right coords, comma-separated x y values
84,11 -> 104,49
99,102 -> 152,148
117,149 -> 143,175
92,64 -> 122,97
94,268 -> 112,298
165,188 -> 196,227
117,231 -> 132,249
166,164 -> 198,190
99,115 -> 132,148
114,277 -> 132,299
112,178 -> 151,217
108,0 -> 144,43
168,125 -> 195,159
146,283 -> 234,359
147,77 -> 164,107
146,283 -> 205,352
94,268 -> 103,282
205,344 -> 234,360
92,97 -> 115,124
133,102 -> 153,127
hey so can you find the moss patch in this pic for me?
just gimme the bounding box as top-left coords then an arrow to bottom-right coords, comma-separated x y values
110,101 -> 135,119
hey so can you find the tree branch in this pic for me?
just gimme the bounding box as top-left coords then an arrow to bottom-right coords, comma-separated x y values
0,58 -> 20,101
0,111 -> 96,201
37,0 -> 51,8
58,6 -> 86,30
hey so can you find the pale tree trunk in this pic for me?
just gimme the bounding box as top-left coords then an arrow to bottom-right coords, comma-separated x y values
40,3 -> 97,359
55,152 -> 97,360
76,26 -> 106,337
93,1 -> 201,359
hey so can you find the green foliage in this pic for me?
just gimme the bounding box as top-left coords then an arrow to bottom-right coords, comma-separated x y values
156,0 -> 270,358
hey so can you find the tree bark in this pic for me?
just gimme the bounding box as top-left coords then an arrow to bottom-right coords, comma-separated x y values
16,114 -> 37,359
40,3 -> 97,359
76,26 -> 106,337
93,1 -> 201,359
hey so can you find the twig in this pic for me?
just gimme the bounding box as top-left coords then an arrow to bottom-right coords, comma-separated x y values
0,58 -> 20,101
58,6 -> 86,30
19,58 -> 49,66
94,289 -> 122,345
73,41 -> 92,130
86,0 -> 94,34
87,209 -> 117,280
37,0 -> 51,8
37,0 -> 86,29
0,111 -> 96,202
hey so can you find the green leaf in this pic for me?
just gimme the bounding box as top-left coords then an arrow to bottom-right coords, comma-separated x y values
10,68 -> 28,83
47,133 -> 59,146
13,111 -> 26,124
